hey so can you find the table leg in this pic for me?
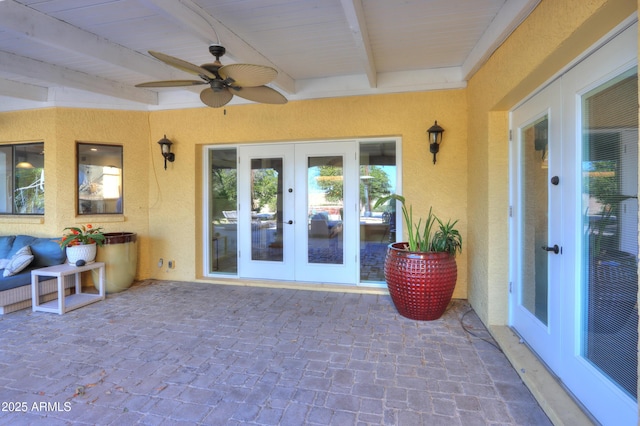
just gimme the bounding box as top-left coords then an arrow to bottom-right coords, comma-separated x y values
75,271 -> 82,294
31,273 -> 38,311
98,265 -> 105,298
58,275 -> 65,315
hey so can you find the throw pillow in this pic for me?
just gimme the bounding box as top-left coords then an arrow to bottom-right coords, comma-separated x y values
3,245 -> 34,277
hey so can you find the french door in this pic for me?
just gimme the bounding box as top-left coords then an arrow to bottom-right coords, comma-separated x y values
510,22 -> 638,425
510,79 -> 563,373
238,142 -> 358,283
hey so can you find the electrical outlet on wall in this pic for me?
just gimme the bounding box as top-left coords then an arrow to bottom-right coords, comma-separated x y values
168,260 -> 175,269
158,258 -> 163,268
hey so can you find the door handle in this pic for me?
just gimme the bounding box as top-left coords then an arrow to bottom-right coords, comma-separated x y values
541,244 -> 560,254
287,220 -> 293,225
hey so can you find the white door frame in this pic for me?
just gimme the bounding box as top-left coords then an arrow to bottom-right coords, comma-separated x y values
238,141 -> 359,284
509,78 -> 563,373
204,137 -> 403,285
238,144 -> 295,280
293,141 -> 359,284
509,21 -> 638,426
559,24 -> 638,425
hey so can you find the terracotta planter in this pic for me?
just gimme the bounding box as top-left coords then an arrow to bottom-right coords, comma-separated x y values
384,242 -> 458,320
66,243 -> 97,264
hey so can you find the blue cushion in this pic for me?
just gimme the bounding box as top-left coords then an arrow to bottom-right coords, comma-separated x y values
30,238 -> 66,268
0,236 -> 15,259
8,235 -> 37,258
0,235 -> 66,291
0,270 -> 53,292
0,235 -> 67,291
6,236 -> 65,268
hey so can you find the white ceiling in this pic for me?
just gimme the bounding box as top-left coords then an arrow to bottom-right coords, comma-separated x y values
0,0 -> 540,111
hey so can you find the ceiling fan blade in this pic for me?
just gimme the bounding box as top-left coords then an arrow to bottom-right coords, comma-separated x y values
135,80 -> 206,88
218,64 -> 277,87
148,51 -> 216,80
200,87 -> 233,108
232,85 -> 288,105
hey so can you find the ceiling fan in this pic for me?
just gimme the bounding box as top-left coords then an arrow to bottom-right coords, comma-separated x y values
136,44 -> 287,108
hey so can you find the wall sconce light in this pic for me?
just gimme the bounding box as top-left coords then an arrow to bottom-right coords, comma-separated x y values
157,135 -> 175,170
534,117 -> 548,160
427,120 -> 445,164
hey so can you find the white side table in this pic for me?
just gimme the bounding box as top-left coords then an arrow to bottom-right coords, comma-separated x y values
31,262 -> 105,315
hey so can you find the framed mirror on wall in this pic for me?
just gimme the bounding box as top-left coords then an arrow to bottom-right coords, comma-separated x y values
77,143 -> 123,215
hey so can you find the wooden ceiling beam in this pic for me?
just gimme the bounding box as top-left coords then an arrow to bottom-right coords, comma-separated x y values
0,78 -> 48,102
339,0 -> 377,88
0,50 -> 157,104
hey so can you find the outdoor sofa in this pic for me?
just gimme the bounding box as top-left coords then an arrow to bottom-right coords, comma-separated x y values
0,235 -> 68,314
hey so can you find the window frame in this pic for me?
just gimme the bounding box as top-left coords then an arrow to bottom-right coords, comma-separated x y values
0,142 -> 45,215
77,142 -> 124,215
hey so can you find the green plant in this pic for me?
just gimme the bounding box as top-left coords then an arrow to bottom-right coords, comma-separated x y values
59,224 -> 106,249
374,194 -> 462,256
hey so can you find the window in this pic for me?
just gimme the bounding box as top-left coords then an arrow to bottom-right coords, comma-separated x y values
77,143 -> 123,214
0,143 -> 45,214
207,148 -> 238,274
359,141 -> 397,282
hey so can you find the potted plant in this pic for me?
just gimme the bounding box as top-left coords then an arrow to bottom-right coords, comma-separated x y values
59,224 -> 106,265
374,194 -> 462,320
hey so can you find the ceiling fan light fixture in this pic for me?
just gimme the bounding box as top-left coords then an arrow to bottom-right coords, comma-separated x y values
138,45 -> 287,108
200,87 -> 233,108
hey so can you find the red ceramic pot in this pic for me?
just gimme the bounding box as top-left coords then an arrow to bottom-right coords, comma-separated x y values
384,242 -> 458,320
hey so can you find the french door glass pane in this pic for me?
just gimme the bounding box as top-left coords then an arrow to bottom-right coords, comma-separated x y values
360,142 -> 396,282
209,148 -> 238,274
520,116 -> 549,325
308,155 -> 343,264
250,158 -> 283,261
582,68 -> 638,398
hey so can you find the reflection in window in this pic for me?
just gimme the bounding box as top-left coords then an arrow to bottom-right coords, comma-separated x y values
582,68 -> 638,398
251,158 -> 283,262
520,116 -> 549,325
359,141 -> 396,282
0,143 -> 45,214
308,156 -> 344,265
78,143 -> 123,214
209,148 -> 238,274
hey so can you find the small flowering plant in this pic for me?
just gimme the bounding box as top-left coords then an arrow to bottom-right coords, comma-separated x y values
59,224 -> 106,248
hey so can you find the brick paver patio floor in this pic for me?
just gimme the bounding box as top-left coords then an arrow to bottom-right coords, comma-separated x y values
0,280 -> 551,425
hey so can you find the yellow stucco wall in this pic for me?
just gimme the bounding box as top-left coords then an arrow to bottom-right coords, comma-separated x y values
0,90 -> 468,298
0,108 -> 152,278
466,0 -> 637,325
0,0 -> 635,315
148,90 -> 469,298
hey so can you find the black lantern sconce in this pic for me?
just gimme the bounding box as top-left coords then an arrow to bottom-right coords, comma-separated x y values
533,117 -> 548,160
157,135 -> 175,170
427,120 -> 445,164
